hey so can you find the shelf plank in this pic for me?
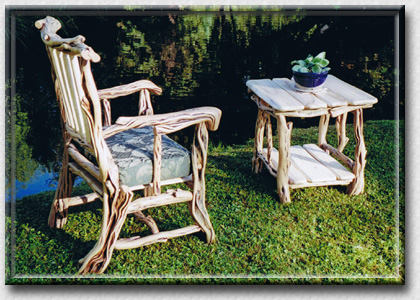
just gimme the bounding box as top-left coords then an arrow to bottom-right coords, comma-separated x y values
290,145 -> 337,183
303,144 -> 355,181
246,79 -> 305,111
261,148 -> 307,184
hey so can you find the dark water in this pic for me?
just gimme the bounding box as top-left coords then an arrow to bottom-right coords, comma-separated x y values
6,9 -> 401,200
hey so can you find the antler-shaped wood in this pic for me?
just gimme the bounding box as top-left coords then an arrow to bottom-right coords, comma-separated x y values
35,16 -> 100,62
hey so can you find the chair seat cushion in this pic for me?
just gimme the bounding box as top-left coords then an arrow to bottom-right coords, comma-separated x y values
105,127 -> 191,187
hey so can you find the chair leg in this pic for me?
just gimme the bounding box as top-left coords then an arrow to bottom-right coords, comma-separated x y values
78,185 -> 133,274
190,123 -> 215,244
48,148 -> 75,229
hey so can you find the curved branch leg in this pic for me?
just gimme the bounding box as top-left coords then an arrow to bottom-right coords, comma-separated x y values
318,114 -> 330,147
348,109 -> 366,195
48,144 -> 75,228
78,185 -> 133,274
190,123 -> 215,244
265,113 -> 273,166
277,115 -> 293,204
336,113 -> 349,153
252,109 -> 265,174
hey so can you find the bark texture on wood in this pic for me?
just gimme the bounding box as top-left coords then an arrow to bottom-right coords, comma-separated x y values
48,135 -> 75,228
35,16 -> 100,62
265,113 -> 273,167
153,127 -> 162,196
318,114 -> 330,147
37,16 -> 221,274
348,109 -> 367,195
252,110 -> 265,174
191,123 -> 215,244
276,115 -> 293,204
102,99 -> 112,126
336,113 -> 349,152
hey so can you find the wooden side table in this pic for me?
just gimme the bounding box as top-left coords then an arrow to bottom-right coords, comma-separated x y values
246,75 -> 377,203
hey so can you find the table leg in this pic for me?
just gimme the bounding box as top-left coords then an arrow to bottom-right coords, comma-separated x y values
318,114 -> 330,147
252,109 -> 265,174
277,115 -> 293,204
348,108 -> 367,195
336,112 -> 349,152
265,113 -> 273,166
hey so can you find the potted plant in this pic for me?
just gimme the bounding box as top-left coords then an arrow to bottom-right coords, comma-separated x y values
291,51 -> 331,90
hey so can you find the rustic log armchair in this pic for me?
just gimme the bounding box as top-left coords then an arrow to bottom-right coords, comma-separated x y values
35,16 -> 221,274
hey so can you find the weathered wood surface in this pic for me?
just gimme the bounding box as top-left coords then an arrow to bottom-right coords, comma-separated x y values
276,115 -> 293,204
37,16 -> 221,274
127,189 -> 193,213
114,225 -> 202,250
36,16 -> 100,62
260,148 -> 307,184
104,106 -> 221,138
248,74 -> 375,202
273,79 -> 328,109
246,79 -> 305,111
97,80 -> 162,100
324,75 -> 378,105
303,144 -> 355,181
336,112 -> 349,152
190,122 -> 215,243
252,110 -> 265,174
247,75 -> 377,114
347,108 -> 367,195
260,144 -> 354,186
290,145 -> 337,183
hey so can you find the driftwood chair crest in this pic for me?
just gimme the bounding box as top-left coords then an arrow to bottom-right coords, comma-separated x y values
36,16 -> 221,274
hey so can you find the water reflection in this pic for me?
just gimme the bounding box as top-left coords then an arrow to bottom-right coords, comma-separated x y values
8,10 -> 399,199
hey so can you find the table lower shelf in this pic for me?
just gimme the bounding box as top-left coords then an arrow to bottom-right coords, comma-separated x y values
258,144 -> 355,189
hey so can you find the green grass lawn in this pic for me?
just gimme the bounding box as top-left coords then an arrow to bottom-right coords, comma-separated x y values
5,119 -> 404,284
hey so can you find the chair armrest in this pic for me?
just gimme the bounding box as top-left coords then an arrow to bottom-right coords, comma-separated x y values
103,107 -> 221,138
97,80 -> 162,100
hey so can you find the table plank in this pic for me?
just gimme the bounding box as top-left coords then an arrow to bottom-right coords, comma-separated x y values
272,78 -> 328,109
290,145 -> 337,183
324,75 -> 378,105
313,89 -> 349,108
246,79 -> 305,111
303,144 -> 355,181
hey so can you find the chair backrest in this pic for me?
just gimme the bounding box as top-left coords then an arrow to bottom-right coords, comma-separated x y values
48,48 -> 92,143
36,16 -> 102,150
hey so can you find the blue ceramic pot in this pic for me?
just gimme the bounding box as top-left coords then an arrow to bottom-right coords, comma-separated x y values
292,70 -> 328,88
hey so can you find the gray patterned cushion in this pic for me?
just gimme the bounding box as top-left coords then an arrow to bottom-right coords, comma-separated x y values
105,127 -> 190,187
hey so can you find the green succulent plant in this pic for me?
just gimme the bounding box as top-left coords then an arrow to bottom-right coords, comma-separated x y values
291,51 -> 331,74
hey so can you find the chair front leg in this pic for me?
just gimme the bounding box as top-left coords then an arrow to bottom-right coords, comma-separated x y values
48,143 -> 75,228
78,183 -> 133,274
190,122 -> 215,244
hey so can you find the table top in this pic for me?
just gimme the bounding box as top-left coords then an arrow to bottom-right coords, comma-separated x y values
246,75 -> 377,112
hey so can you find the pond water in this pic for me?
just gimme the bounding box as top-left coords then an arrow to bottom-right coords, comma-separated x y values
6,8 -> 399,201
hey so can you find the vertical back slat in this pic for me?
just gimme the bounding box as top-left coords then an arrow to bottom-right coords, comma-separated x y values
50,49 -> 76,130
50,48 -> 92,145
64,54 -> 90,142
70,55 -> 92,144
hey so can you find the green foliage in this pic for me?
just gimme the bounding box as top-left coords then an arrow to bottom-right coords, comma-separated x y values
5,81 -> 38,189
6,120 -> 404,284
291,51 -> 331,74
